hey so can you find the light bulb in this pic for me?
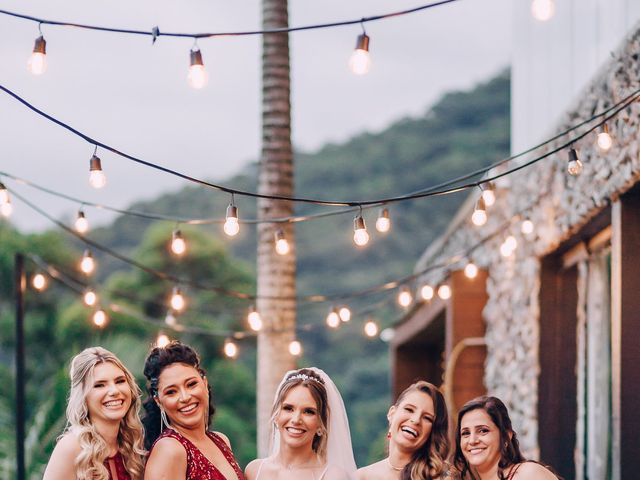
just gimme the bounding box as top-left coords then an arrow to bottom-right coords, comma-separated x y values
28,36 -> 47,75
353,215 -> 369,246
338,306 -> 351,322
364,320 -> 379,338
170,287 -> 185,312
437,284 -> 451,300
274,230 -> 290,255
505,235 -> 518,251
0,201 -> 12,217
32,273 -> 47,291
472,197 -> 487,226
397,287 -> 413,308
224,340 -> 238,358
596,125 -> 612,152
349,33 -> 371,75
379,328 -> 395,342
0,183 -> 10,205
567,148 -> 583,176
156,333 -> 170,348
75,210 -> 89,233
531,0 -> 556,22
171,230 -> 187,256
326,310 -> 340,328
420,284 -> 434,301
89,155 -> 106,189
481,184 -> 496,207
224,204 -> 240,237
165,311 -> 177,327
464,262 -> 478,279
188,48 -> 209,89
83,289 -> 97,307
80,250 -> 95,275
500,240 -> 514,257
521,219 -> 534,235
247,307 -> 263,331
288,340 -> 302,356
375,207 -> 391,233
93,309 -> 107,328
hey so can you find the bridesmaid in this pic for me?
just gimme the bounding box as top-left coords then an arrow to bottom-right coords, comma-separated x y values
357,381 -> 457,480
43,346 -> 146,480
142,341 -> 244,480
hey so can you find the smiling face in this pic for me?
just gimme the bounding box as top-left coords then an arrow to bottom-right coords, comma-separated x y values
156,363 -> 209,431
459,408 -> 503,472
85,362 -> 133,424
276,385 -> 322,452
387,390 -> 435,452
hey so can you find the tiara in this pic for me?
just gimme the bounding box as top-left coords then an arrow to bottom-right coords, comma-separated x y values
286,373 -> 324,385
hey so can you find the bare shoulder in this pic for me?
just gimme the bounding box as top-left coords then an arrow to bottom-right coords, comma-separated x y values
323,464 -> 353,480
512,462 -> 559,480
213,430 -> 231,448
244,458 -> 265,480
356,460 -> 386,480
145,436 -> 187,480
42,433 -> 81,480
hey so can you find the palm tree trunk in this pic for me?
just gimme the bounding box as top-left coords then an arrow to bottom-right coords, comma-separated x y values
257,0 -> 296,455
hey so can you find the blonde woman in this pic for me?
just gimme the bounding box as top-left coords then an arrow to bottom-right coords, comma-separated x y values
43,347 -> 146,480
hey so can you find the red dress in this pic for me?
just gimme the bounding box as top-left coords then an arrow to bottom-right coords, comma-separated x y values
104,452 -> 131,480
150,428 -> 245,480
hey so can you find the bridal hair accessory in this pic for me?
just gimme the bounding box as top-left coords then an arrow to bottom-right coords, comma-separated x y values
285,372 -> 325,385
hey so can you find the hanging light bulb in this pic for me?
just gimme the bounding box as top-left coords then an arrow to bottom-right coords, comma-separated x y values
437,284 -> 452,300
156,332 -> 170,348
531,0 -> 556,22
93,309 -> 108,328
32,273 -> 48,291
75,210 -> 89,233
420,284 -> 434,301
500,236 -> 517,257
0,182 -> 13,217
171,229 -> 187,256
349,33 -> 371,75
364,319 -> 379,338
481,183 -> 496,207
472,196 -> 487,226
28,35 -> 47,75
353,215 -> 369,247
165,311 -> 177,327
274,229 -> 290,255
247,306 -> 263,332
464,262 -> 479,279
567,148 -> 583,176
83,288 -> 97,307
326,308 -> 340,328
224,339 -> 238,358
170,287 -> 186,312
397,287 -> 413,308
188,46 -> 209,89
338,305 -> 351,322
89,154 -> 107,189
224,203 -> 240,237
521,219 -> 535,235
288,340 -> 302,356
375,207 -> 391,233
596,124 -> 613,152
80,250 -> 95,275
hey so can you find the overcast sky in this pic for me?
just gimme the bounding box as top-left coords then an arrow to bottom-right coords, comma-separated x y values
0,0 -> 512,231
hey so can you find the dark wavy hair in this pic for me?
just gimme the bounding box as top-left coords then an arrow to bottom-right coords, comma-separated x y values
454,396 -> 525,479
142,341 -> 215,450
394,381 -> 451,480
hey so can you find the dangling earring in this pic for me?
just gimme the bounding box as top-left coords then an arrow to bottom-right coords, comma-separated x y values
386,431 -> 391,439
160,407 -> 170,431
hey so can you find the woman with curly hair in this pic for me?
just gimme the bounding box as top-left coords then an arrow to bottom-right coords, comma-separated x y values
357,381 -> 457,480
43,346 -> 146,480
454,396 -> 560,480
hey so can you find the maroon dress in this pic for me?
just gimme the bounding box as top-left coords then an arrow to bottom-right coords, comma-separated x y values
150,428 -> 245,480
104,452 -> 130,480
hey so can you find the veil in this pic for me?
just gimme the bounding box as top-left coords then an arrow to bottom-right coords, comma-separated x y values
269,367 -> 357,479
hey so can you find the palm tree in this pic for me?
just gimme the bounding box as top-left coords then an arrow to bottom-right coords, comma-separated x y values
256,0 -> 296,455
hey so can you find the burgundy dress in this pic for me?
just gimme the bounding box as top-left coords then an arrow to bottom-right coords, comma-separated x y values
150,428 -> 245,480
104,452 -> 130,480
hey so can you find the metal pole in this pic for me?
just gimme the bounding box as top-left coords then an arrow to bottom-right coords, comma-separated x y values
15,253 -> 25,480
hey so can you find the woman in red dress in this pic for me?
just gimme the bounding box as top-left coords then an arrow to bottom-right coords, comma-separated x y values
142,341 -> 244,480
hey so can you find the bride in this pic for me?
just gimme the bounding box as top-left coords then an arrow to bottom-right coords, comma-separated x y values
245,368 -> 356,480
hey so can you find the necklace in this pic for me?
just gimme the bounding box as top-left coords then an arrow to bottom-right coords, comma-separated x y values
386,457 -> 405,471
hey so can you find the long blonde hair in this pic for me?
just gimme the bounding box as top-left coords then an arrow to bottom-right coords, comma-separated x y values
64,347 -> 146,480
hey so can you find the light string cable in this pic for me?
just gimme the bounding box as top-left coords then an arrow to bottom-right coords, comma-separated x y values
0,83 -> 638,210
0,1 -> 461,39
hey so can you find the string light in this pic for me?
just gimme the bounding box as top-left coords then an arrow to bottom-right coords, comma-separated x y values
187,46 -> 208,89
88,153 -> 107,189
521,219 -> 534,235
83,288 -> 97,306
349,31 -> 371,75
481,182 -> 496,207
464,261 -> 478,279
92,308 -> 108,328
397,287 -> 413,308
170,286 -> 185,312
338,305 -> 351,322
375,207 -> 391,233
437,284 -> 451,300
596,124 -> 613,152
364,319 -> 379,338
353,214 -> 369,247
224,339 -> 238,358
471,196 -> 487,226
223,202 -> 240,237
171,229 -> 187,256
156,332 -> 170,348
75,210 -> 89,233
531,0 -> 555,22
326,308 -> 340,328
274,229 -> 290,255
500,235 -> 518,257
420,284 -> 434,301
165,311 -> 177,327
567,148 -> 583,176
247,306 -> 263,332
79,249 -> 95,275
0,182 -> 12,217
31,273 -> 48,291
28,35 -> 47,75
288,340 -> 302,356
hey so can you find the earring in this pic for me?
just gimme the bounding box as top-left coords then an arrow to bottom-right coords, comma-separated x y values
160,407 -> 170,431
387,431 -> 391,439
316,430 -> 323,437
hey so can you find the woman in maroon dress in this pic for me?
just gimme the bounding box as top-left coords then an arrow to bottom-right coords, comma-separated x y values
142,341 -> 244,480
